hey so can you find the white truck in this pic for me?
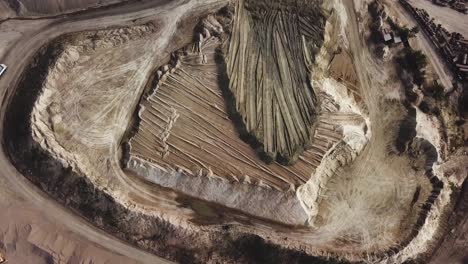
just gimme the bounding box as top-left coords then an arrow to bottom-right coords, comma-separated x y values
0,64 -> 7,77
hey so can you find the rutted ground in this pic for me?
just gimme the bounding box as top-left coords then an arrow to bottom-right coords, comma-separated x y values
31,23 -> 162,178
0,0 -> 130,19
2,0 -> 467,263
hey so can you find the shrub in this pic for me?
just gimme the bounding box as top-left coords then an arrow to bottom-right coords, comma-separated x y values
432,83 -> 445,99
397,47 -> 428,86
387,18 -> 419,41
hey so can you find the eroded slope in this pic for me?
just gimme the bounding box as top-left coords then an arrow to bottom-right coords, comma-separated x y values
224,0 -> 327,163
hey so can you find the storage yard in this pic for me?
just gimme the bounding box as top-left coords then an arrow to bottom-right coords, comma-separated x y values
401,0 -> 468,80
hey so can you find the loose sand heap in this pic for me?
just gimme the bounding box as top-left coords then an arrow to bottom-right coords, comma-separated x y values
0,199 -> 139,264
3,0 -> 467,263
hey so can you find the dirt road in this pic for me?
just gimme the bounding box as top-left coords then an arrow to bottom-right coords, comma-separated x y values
390,0 -> 454,89
0,0 -> 225,263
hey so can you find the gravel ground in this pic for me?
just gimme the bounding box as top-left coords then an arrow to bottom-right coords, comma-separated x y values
408,0 -> 468,36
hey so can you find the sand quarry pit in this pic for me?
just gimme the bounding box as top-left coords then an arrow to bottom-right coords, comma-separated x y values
2,0 -> 467,263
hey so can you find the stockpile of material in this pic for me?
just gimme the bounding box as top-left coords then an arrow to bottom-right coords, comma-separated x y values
224,0 -> 326,164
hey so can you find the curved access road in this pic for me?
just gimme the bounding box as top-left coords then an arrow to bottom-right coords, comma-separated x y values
0,0 -> 225,263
